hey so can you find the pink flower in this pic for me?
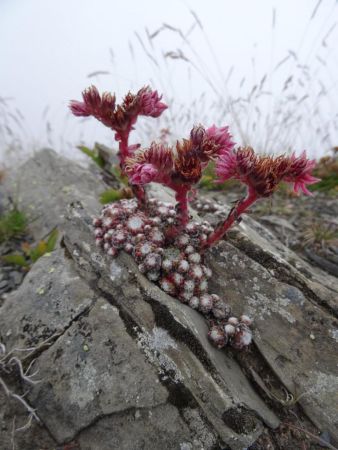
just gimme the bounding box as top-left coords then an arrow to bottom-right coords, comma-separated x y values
205,125 -> 235,156
190,125 -> 206,145
283,151 -> 321,195
129,163 -> 159,184
216,147 -> 320,197
69,86 -> 116,128
100,92 -> 117,118
69,100 -> 91,117
215,149 -> 238,181
216,147 -> 288,197
138,87 -> 168,118
125,142 -> 174,185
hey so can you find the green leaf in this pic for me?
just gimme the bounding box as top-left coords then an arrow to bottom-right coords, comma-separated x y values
99,188 -> 124,204
77,145 -> 105,168
46,228 -> 59,252
110,165 -> 128,185
30,246 -> 42,263
2,254 -> 29,268
37,240 -> 48,256
77,145 -> 95,159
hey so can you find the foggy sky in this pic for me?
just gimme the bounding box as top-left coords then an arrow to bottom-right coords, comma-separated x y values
1,0 -> 337,160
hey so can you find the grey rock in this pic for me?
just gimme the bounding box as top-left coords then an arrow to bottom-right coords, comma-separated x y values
78,404 -> 206,450
2,150 -> 338,449
304,247 -> 338,277
0,249 -> 94,349
205,207 -> 338,315
0,390 -> 57,450
260,214 -> 296,232
0,279 -> 8,289
63,201 -> 279,449
236,215 -> 338,314
206,241 -> 338,443
3,148 -> 107,239
28,297 -> 168,443
9,270 -> 23,286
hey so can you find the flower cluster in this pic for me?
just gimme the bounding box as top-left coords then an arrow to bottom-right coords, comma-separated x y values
70,86 -> 167,167
125,124 -> 234,226
71,85 -> 320,350
93,197 -> 252,350
125,125 -> 234,185
204,146 -> 320,246
216,146 -> 320,198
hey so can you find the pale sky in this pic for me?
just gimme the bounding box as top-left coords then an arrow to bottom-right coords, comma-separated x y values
0,0 -> 337,161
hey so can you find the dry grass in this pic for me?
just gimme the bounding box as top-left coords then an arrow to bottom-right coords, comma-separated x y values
128,5 -> 337,157
302,220 -> 338,249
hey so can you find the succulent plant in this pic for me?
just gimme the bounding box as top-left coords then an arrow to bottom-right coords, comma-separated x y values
71,85 -> 320,350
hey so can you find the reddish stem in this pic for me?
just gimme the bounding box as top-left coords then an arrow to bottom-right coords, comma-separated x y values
174,186 -> 190,228
132,185 -> 146,208
204,192 -> 258,249
118,133 -> 130,170
164,186 -> 190,241
119,132 -> 146,208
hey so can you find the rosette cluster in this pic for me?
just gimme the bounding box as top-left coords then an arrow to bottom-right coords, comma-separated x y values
208,315 -> 253,350
93,198 -> 253,350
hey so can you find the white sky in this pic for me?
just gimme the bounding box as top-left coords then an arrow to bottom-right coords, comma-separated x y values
0,0 -> 337,161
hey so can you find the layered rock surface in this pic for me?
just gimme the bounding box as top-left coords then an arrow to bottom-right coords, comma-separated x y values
0,149 -> 337,449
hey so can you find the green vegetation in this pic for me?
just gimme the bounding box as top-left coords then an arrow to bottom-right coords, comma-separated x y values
99,187 -> 132,204
77,144 -> 105,168
78,143 -> 133,204
0,208 -> 28,243
310,174 -> 338,193
2,228 -> 59,269
110,164 -> 129,186
310,148 -> 338,193
199,162 -> 240,191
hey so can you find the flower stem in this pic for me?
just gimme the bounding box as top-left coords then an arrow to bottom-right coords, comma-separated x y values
163,187 -> 190,241
118,134 -> 130,171
119,133 -> 146,208
132,185 -> 146,208
175,187 -> 190,228
204,192 -> 257,249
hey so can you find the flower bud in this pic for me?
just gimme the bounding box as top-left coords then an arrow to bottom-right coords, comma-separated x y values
190,125 -> 205,145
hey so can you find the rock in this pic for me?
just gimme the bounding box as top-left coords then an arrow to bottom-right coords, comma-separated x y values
0,279 -> 8,290
304,247 -> 338,277
3,148 -> 107,239
78,404 -> 209,450
28,297 -> 168,443
0,249 -> 94,350
205,208 -> 338,316
1,149 -> 338,449
206,241 -> 338,443
9,270 -> 23,286
0,390 -> 58,450
260,214 -> 296,232
63,201 -> 278,449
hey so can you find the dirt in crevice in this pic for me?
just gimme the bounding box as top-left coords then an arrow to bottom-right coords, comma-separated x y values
233,343 -> 331,450
140,289 -> 221,378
